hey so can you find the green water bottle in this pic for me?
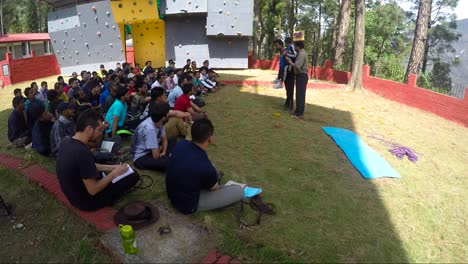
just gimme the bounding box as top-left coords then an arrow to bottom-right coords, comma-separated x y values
119,224 -> 138,255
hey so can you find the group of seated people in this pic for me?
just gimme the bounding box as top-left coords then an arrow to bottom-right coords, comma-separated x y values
7,59 -> 243,215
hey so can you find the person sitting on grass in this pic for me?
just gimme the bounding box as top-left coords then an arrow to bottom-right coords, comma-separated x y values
150,73 -> 165,90
131,81 -> 150,119
191,60 -> 198,72
199,68 -> 217,92
174,83 -> 207,120
36,81 -> 48,105
164,70 -> 176,94
13,88 -> 23,98
47,90 -> 63,119
56,109 -> 138,212
168,74 -> 192,108
173,69 -> 183,87
50,102 -> 76,158
8,96 -> 31,148
85,82 -> 102,108
140,87 -> 192,122
30,103 -> 55,156
67,78 -> 80,99
105,85 -> 140,136
55,82 -> 69,103
146,69 -> 157,88
193,71 -> 208,95
183,59 -> 191,73
131,102 -> 173,171
166,118 -> 244,214
103,82 -> 118,113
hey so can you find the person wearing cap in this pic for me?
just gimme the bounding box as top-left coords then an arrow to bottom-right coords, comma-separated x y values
31,103 -> 55,156
50,102 -> 76,158
166,118 -> 244,214
57,109 -> 138,211
105,85 -> 132,136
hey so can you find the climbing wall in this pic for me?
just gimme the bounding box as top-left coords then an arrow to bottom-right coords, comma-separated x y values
47,1 -> 125,75
110,0 -> 166,67
206,0 -> 253,37
165,16 -> 249,69
162,0 -> 208,15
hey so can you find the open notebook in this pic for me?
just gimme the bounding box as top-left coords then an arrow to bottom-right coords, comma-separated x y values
102,166 -> 134,183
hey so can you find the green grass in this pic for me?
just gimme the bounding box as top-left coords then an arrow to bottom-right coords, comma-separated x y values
0,70 -> 467,262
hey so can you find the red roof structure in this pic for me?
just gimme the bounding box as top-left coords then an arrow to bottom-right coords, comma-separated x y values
0,33 -> 50,44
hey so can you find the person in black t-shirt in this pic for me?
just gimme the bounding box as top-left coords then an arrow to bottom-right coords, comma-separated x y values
182,59 -> 191,73
165,119 -> 243,214
56,109 -> 138,211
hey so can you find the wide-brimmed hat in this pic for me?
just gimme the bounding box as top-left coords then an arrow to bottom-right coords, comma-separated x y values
114,201 -> 159,230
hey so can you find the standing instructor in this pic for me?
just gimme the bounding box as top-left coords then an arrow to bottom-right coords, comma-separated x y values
286,41 -> 309,119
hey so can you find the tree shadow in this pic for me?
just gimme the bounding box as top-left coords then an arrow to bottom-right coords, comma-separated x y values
200,80 -> 409,262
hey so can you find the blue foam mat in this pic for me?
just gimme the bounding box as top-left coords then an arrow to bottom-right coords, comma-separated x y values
322,127 -> 400,179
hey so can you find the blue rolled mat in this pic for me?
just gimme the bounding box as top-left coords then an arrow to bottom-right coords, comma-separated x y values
322,127 -> 400,179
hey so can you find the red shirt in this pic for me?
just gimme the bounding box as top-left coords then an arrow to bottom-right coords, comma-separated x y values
63,85 -> 71,94
174,94 -> 191,112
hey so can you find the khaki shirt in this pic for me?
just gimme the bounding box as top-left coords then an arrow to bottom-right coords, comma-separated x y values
291,49 -> 309,75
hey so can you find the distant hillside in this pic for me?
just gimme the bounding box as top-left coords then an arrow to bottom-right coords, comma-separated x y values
451,19 -> 468,88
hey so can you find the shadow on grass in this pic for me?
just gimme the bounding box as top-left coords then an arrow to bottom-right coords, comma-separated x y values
0,76 -> 409,262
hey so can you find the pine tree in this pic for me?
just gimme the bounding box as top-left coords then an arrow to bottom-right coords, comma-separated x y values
24,0 -> 39,33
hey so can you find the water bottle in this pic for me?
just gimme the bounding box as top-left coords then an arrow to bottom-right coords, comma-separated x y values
119,224 -> 138,255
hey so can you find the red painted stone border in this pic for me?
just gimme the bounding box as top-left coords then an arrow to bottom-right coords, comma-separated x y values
0,154 -> 117,231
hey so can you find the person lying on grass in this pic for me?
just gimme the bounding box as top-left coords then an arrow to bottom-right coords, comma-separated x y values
174,83 -> 207,120
166,118 -> 244,214
57,109 -> 138,212
131,102 -> 175,172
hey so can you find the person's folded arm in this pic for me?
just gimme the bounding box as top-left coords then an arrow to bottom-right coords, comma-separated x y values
168,109 -> 190,119
95,163 -> 118,173
210,182 -> 220,191
187,107 -> 197,116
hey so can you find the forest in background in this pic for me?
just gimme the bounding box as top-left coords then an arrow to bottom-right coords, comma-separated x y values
0,0 -> 465,93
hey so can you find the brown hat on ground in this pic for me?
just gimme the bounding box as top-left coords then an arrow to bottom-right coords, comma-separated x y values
114,201 -> 159,230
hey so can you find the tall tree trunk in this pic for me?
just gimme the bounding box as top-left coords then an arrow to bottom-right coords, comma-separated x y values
252,0 -> 260,60
334,0 -> 351,66
288,0 -> 296,37
421,6 -> 433,74
405,0 -> 432,83
0,0 -> 4,35
347,0 -> 365,92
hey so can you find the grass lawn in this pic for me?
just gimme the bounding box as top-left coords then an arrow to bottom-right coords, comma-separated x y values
0,69 -> 467,262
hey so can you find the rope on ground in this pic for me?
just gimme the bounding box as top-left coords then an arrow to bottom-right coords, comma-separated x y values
367,134 -> 420,163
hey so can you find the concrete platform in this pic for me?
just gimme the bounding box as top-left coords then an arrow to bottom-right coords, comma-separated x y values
100,202 -> 216,263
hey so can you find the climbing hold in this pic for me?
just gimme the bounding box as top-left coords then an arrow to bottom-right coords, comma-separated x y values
235,1 -> 239,5
64,45 -> 67,49
133,2 -> 137,6
186,51 -> 190,55
62,40 -> 65,43
97,31 -> 101,37
218,9 -> 222,14
226,11 -> 231,16
105,22 -> 109,27
85,42 -> 89,47
223,1 -> 226,5
231,24 -> 234,28
211,24 -> 214,27
109,43 -> 113,47
75,24 -> 78,27
83,22 -> 86,27
188,1 -> 191,4
88,52 -> 90,56
195,5 -> 199,8
118,3 -> 123,8
69,55 -> 72,58
95,16 -> 98,22
76,60 -> 79,64
179,44 -> 182,48
106,11 -> 111,16
92,6 -> 96,12
61,56 -> 64,60
72,38 -> 75,42
75,50 -> 79,54
112,25 -> 116,30
77,12 -> 81,16
57,50 -> 60,54
237,32 -> 242,36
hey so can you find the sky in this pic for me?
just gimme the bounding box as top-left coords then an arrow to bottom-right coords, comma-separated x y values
398,0 -> 468,20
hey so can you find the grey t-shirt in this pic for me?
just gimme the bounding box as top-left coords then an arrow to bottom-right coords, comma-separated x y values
131,117 -> 166,161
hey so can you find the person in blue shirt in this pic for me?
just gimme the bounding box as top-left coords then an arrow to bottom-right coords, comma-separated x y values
168,74 -> 192,108
165,119 -> 244,214
105,85 -> 130,136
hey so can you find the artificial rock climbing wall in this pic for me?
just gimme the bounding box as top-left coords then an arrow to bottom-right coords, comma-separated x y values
162,0 -> 253,68
110,0 -> 166,67
48,0 -> 125,75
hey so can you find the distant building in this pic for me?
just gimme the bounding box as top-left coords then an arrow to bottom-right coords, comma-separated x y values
0,33 -> 60,87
